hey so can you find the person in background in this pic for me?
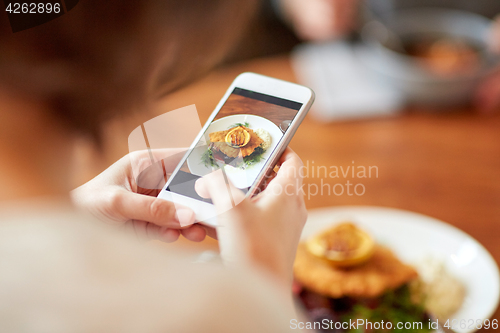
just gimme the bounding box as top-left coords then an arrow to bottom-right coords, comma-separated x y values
476,17 -> 500,112
276,0 -> 500,113
277,0 -> 500,41
0,1 -> 312,331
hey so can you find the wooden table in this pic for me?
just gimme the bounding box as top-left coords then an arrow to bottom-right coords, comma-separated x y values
82,54 -> 500,322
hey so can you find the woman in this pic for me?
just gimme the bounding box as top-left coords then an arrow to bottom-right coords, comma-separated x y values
0,1 -> 310,331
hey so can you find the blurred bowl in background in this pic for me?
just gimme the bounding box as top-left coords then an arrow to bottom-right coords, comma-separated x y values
360,8 -> 499,107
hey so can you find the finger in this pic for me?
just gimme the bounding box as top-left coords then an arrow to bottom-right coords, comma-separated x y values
202,225 -> 218,240
273,148 -> 304,186
194,169 -> 247,214
251,148 -> 298,200
129,148 -> 188,173
151,148 -> 188,171
143,223 -> 182,243
158,227 -> 181,243
194,177 -> 210,199
277,147 -> 297,165
113,189 -> 195,227
146,222 -> 161,240
251,168 -> 278,200
131,148 -> 188,191
258,169 -> 278,193
136,159 -> 167,193
181,225 -> 207,242
132,220 -> 149,241
261,148 -> 304,199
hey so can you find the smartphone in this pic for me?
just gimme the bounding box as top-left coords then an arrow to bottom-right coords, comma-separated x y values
157,72 -> 314,226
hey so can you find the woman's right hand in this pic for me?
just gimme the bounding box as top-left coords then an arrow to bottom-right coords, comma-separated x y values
195,148 -> 307,287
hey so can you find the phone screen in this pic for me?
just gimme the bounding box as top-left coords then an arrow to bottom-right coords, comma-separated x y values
165,87 -> 303,203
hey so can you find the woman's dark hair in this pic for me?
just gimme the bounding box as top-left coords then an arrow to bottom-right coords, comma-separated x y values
0,0 -> 258,139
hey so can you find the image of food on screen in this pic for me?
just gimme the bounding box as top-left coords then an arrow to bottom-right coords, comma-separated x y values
202,119 -> 272,170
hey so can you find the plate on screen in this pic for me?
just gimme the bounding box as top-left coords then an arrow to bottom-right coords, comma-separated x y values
186,114 -> 283,189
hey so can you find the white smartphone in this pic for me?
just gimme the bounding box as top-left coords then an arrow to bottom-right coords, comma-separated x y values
157,72 -> 314,226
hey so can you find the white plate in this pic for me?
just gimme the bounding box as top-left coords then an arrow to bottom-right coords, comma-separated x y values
186,114 -> 283,189
303,206 -> 500,333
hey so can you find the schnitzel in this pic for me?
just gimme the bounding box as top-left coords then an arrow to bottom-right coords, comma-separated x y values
294,243 -> 418,298
208,126 -> 263,157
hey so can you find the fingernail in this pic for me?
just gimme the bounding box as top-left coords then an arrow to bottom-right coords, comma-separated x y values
176,208 -> 195,227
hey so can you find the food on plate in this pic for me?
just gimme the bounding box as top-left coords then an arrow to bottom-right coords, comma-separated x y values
295,244 -> 417,299
295,223 -> 418,299
209,126 -> 261,154
254,128 -> 272,150
294,222 -> 465,332
225,126 -> 251,148
306,223 -> 375,268
401,35 -> 480,76
202,122 -> 271,169
410,257 -> 466,321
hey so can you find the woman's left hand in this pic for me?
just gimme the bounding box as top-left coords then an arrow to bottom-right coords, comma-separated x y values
71,149 -> 206,243
195,148 -> 307,286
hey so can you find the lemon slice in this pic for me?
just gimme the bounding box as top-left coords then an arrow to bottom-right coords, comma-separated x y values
306,223 -> 375,267
225,127 -> 250,148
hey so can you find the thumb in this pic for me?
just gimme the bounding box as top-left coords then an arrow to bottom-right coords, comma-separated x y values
261,148 -> 304,200
112,188 -> 195,227
195,171 -> 251,266
194,169 -> 247,216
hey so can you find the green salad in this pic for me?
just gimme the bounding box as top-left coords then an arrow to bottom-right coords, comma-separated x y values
343,286 -> 431,333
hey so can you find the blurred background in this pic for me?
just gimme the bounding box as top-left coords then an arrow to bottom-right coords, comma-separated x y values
232,0 -> 500,115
